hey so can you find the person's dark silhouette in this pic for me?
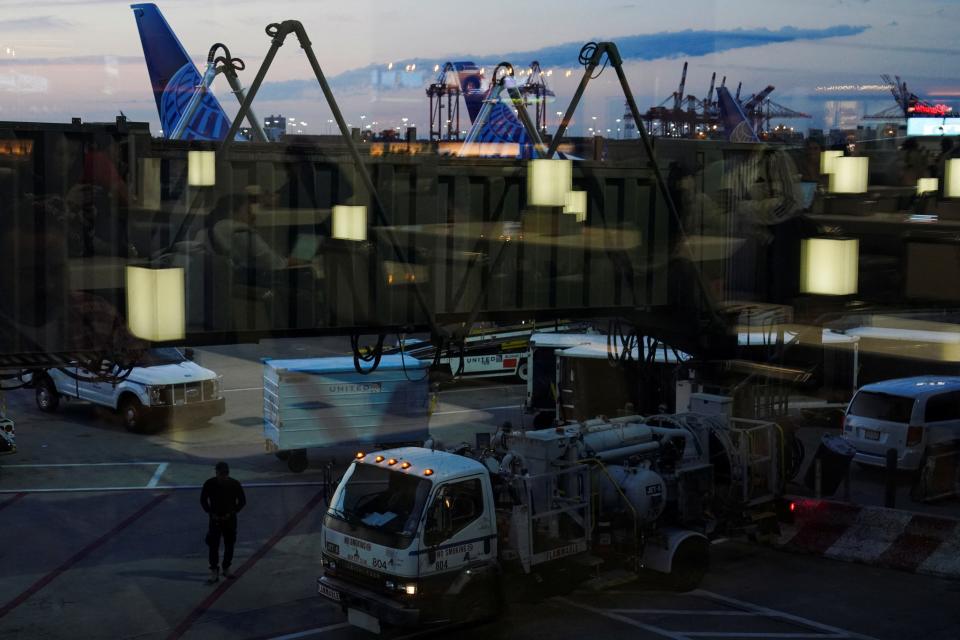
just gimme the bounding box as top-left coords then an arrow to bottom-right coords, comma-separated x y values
200,461 -> 246,583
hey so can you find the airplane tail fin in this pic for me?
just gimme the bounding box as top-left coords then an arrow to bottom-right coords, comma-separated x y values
454,63 -> 539,157
453,61 -> 485,122
131,3 -> 232,140
716,85 -> 759,143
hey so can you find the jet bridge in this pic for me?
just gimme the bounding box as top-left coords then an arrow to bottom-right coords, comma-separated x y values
0,118 -> 730,370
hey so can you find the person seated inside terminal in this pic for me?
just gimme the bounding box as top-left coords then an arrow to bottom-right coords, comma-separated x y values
199,191 -> 308,277
0,195 -> 146,364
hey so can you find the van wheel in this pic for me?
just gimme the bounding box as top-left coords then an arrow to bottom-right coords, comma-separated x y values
287,450 -> 308,473
119,396 -> 155,434
35,378 -> 60,412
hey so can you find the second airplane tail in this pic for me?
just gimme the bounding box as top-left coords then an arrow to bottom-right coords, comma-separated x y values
716,86 -> 759,143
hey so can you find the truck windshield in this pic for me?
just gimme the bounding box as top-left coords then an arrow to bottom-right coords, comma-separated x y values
325,462 -> 432,549
138,348 -> 186,367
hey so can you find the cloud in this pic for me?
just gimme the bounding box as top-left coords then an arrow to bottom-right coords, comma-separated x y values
253,24 -> 870,101
2,54 -> 143,66
0,15 -> 72,31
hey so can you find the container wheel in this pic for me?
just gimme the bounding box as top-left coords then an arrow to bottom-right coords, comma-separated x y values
287,450 -> 308,473
35,378 -> 60,412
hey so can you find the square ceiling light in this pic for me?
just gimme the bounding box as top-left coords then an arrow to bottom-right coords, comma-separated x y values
126,266 -> 185,341
800,237 -> 859,296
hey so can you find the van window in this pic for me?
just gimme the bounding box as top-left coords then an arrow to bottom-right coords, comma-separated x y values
924,391 -> 960,423
848,391 -> 915,423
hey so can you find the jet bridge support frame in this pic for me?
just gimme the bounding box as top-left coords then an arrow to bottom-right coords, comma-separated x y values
548,41 -> 723,338
217,20 -> 456,371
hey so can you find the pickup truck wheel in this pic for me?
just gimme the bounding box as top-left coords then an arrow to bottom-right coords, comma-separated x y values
119,396 -> 154,434
287,450 -> 308,473
35,378 -> 60,412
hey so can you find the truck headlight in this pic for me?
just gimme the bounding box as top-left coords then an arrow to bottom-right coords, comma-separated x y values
404,584 -> 417,596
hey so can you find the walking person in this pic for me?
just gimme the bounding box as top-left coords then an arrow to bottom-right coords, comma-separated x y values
201,461 -> 246,583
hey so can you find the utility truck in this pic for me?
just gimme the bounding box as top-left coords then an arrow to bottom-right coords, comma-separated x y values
318,411 -> 780,633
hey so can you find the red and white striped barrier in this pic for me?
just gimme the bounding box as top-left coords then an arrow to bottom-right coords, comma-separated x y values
777,497 -> 960,579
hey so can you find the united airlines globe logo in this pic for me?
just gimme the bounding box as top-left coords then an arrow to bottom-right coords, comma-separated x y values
160,63 -> 230,141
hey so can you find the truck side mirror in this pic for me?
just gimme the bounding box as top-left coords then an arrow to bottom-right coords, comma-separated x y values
184,348 -> 195,361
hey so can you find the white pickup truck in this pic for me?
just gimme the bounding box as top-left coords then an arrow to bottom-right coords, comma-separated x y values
34,348 -> 225,432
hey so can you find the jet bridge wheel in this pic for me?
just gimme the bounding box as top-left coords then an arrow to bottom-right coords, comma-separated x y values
287,449 -> 308,473
35,377 -> 60,412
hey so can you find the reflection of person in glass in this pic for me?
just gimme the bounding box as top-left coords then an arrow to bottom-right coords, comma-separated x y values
0,196 -> 144,362
200,192 -> 307,281
725,147 -> 808,303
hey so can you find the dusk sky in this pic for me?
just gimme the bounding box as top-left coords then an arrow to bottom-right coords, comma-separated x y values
0,0 -> 958,135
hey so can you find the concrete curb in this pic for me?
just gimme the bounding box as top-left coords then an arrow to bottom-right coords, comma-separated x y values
777,496 -> 960,580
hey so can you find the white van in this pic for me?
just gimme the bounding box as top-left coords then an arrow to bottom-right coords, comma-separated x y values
841,376 -> 960,471
35,348 -> 225,433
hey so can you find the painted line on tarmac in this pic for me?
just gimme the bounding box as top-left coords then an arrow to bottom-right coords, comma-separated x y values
166,490 -> 327,640
259,622 -> 350,640
441,385 -> 518,394
679,634 -> 846,638
0,492 -> 26,512
610,609 -> 759,616
146,462 -> 169,488
0,492 -> 170,620
3,461 -> 166,468
690,590 -> 879,640
0,481 -> 329,495
432,404 -> 520,416
554,597 -> 689,640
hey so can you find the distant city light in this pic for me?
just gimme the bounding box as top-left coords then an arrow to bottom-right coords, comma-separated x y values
814,84 -> 889,93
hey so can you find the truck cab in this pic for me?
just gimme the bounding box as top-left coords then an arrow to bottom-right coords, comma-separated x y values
318,448 -> 499,633
35,347 -> 225,432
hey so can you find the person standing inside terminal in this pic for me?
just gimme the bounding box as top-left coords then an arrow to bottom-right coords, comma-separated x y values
201,461 -> 247,583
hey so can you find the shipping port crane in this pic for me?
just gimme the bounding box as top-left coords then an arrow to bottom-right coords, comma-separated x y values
864,74 -> 954,119
519,60 -> 555,136
427,62 -> 463,141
